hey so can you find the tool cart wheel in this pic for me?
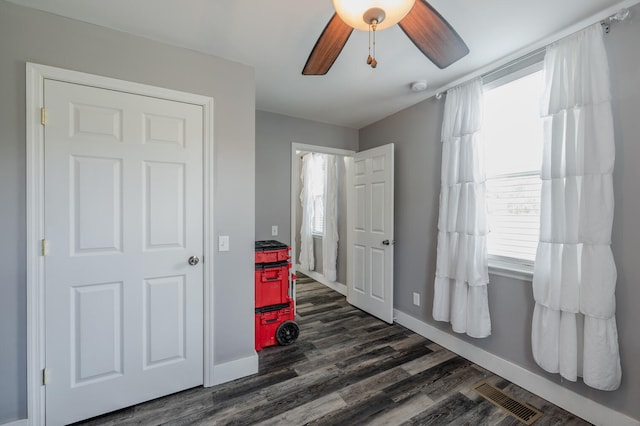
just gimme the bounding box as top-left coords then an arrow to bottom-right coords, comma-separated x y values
276,321 -> 299,346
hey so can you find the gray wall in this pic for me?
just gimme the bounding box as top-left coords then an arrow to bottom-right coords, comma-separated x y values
359,9 -> 640,421
361,98 -> 444,318
255,110 -> 357,286
0,1 -> 255,423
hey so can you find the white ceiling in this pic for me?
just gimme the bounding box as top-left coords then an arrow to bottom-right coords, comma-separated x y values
7,0 -> 634,128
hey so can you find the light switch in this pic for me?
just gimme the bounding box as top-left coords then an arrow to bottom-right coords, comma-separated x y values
219,235 -> 229,252
413,292 -> 420,306
272,225 -> 278,236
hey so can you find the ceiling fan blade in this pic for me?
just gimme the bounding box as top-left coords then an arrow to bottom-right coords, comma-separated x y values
398,0 -> 469,69
302,13 -> 353,75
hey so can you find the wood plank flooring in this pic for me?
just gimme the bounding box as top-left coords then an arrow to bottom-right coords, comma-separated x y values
75,275 -> 591,425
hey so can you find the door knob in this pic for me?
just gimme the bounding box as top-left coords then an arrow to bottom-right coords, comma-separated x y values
382,240 -> 394,246
188,256 -> 200,266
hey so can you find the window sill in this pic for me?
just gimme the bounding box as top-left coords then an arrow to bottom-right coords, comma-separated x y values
488,258 -> 534,282
312,233 -> 324,239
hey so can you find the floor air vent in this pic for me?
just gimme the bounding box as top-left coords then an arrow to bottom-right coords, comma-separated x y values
472,381 -> 543,425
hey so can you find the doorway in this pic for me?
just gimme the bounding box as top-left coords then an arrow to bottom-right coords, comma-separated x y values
290,144 -> 354,301
290,142 -> 395,324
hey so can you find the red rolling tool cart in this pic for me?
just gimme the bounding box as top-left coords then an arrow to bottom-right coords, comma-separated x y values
254,240 -> 299,350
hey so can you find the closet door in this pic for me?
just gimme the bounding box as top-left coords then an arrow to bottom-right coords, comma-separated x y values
44,79 -> 204,425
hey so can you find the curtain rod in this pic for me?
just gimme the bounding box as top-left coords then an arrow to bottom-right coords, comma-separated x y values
432,1 -> 638,99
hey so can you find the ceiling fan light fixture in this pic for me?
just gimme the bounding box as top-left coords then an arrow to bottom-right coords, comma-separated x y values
303,0 -> 469,75
333,0 -> 415,31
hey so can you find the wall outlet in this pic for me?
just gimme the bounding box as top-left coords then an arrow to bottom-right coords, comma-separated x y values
271,225 -> 278,236
413,292 -> 420,306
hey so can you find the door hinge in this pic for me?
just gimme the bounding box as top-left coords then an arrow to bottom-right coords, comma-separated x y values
40,107 -> 47,125
42,368 -> 51,385
41,239 -> 49,256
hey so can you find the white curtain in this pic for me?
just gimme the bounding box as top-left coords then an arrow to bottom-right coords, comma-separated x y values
532,24 -> 621,390
299,153 -> 315,270
322,154 -> 339,282
433,78 -> 491,338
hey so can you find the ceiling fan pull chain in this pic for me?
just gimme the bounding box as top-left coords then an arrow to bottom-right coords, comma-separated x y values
367,24 -> 373,65
371,20 -> 378,68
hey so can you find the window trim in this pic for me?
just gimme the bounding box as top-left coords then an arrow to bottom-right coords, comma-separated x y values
483,61 -> 543,91
488,255 -> 534,281
483,60 -> 544,281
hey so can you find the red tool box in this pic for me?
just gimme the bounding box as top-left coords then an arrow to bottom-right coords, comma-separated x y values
255,261 -> 291,308
254,240 -> 299,351
254,240 -> 291,264
254,301 -> 298,351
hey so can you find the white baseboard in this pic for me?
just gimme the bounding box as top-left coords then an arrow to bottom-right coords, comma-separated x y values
6,357 -> 259,426
394,310 -> 640,426
296,265 -> 347,296
0,419 -> 28,426
212,352 -> 259,386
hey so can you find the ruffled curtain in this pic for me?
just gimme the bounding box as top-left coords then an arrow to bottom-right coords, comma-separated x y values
532,24 -> 621,390
433,78 -> 491,338
322,154 -> 339,282
299,153 -> 315,270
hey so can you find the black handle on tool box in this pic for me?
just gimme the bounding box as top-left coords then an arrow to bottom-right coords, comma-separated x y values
262,271 -> 282,281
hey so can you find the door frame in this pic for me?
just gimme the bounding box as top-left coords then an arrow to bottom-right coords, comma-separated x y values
26,63 -> 215,425
290,143 -> 355,301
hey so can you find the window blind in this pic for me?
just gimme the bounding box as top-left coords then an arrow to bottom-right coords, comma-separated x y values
486,172 -> 541,262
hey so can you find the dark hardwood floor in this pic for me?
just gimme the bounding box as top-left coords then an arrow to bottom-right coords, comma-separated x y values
76,275 -> 590,425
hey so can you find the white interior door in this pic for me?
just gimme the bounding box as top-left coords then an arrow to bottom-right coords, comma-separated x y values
347,143 -> 394,323
44,79 -> 204,425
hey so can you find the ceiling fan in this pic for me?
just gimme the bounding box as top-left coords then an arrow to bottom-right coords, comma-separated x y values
302,0 -> 469,75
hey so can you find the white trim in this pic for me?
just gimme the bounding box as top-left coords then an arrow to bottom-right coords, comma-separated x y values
290,143 -> 355,308
394,310 -> 640,426
296,265 -> 347,296
26,62 -> 46,426
483,61 -> 544,91
26,63 -> 216,425
292,143 -> 357,157
431,0 -> 640,97
201,77 -> 216,388
488,259 -> 534,282
212,353 -> 259,386
0,420 -> 29,426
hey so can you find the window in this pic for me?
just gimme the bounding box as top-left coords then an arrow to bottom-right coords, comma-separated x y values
310,153 -> 327,235
482,66 -> 544,272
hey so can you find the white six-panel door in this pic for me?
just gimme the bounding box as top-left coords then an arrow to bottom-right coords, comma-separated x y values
43,80 -> 204,425
347,144 -> 394,323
